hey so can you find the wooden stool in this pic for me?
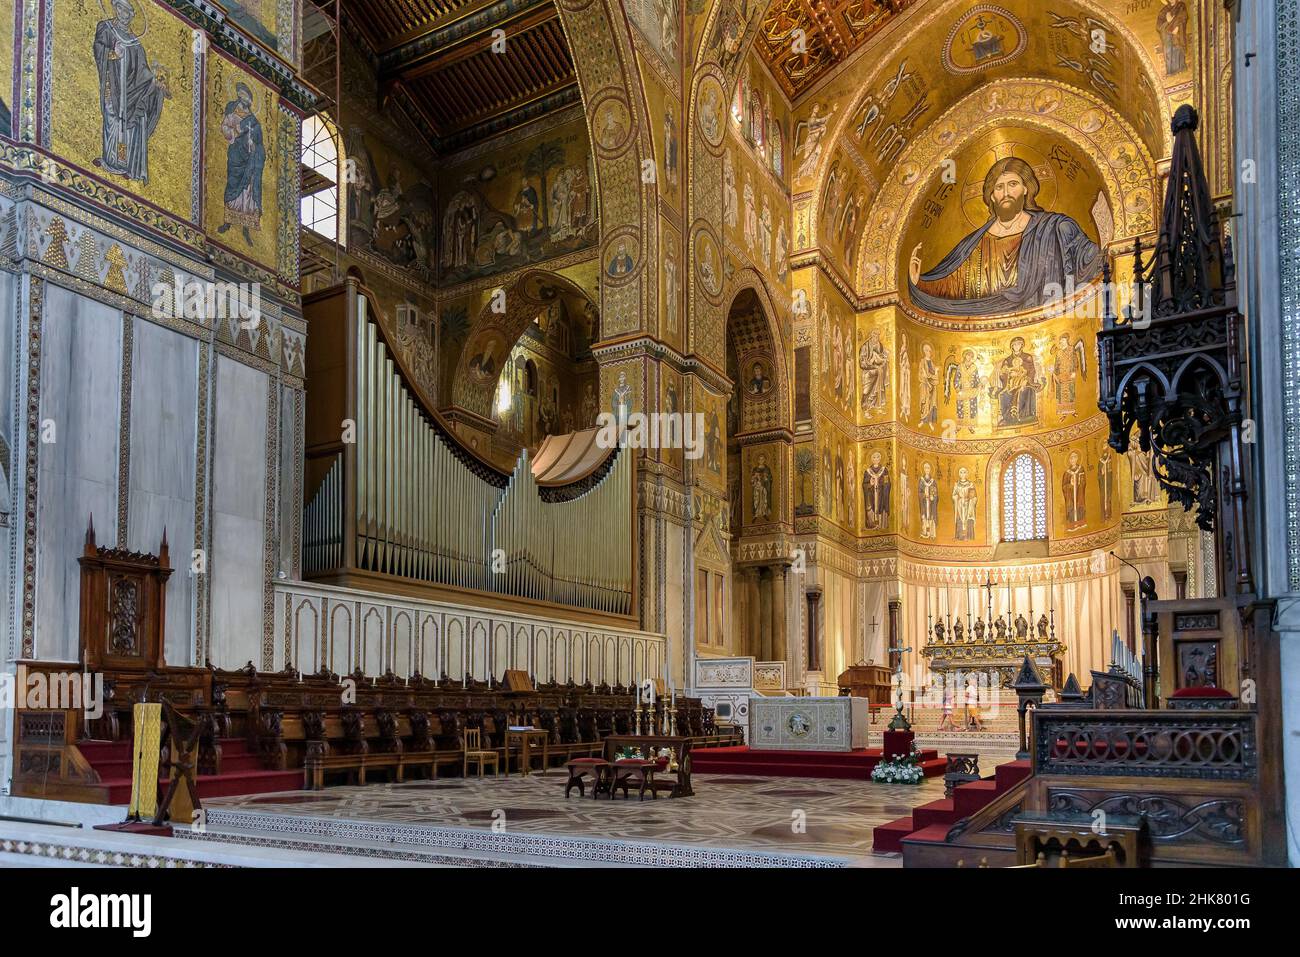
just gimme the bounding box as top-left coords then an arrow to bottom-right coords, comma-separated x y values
609,759 -> 658,800
564,758 -> 610,798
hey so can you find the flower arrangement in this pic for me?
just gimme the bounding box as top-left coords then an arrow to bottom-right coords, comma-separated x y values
870,745 -> 926,785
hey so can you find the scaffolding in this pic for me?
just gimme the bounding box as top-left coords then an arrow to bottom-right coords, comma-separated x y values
299,0 -> 343,285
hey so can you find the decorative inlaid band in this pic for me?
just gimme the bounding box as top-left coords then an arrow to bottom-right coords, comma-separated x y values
116,314 -> 134,545
262,377 -> 280,671
193,342 -> 212,666
20,277 -> 44,658
1278,0 -> 1300,590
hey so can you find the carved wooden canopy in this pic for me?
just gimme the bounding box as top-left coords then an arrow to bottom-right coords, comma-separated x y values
1097,105 -> 1250,592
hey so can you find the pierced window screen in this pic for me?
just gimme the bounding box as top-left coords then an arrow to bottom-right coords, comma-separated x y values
1002,453 -> 1046,541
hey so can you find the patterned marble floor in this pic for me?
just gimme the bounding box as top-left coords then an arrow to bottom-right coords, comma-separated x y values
200,771 -> 949,866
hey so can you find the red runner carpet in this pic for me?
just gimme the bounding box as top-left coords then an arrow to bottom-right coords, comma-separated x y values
78,737 -> 302,805
691,746 -> 946,781
872,758 -> 1032,854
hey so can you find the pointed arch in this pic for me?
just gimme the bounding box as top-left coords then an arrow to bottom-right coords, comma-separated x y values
449,269 -> 599,420
726,267 -> 793,434
301,112 -> 346,245
553,0 -> 659,341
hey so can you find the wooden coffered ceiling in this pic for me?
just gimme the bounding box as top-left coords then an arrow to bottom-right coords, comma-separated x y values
344,0 -> 577,148
756,0 -> 919,99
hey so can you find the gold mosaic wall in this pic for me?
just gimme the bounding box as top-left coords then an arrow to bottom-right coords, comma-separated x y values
50,0 -> 198,222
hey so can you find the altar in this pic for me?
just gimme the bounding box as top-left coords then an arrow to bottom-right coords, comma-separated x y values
922,610 -> 1065,689
748,697 -> 869,751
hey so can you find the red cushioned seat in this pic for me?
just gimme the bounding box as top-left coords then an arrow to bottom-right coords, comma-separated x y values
1170,685 -> 1233,698
567,758 -> 608,764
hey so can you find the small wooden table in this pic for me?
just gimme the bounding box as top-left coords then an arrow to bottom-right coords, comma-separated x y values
602,735 -> 694,798
505,728 -> 550,775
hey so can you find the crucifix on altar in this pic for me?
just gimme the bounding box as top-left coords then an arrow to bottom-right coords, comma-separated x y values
981,573 -> 996,622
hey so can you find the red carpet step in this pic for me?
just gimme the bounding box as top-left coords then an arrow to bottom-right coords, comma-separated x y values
79,738 -> 302,805
872,759 -> 1032,854
691,746 -> 946,781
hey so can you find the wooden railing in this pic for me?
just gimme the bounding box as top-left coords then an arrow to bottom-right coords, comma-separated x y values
1025,706 -> 1279,865
1034,709 -> 1254,781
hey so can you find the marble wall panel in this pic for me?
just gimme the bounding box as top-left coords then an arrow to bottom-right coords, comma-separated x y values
36,286 -> 122,662
127,316 -> 199,667
209,354 -> 268,668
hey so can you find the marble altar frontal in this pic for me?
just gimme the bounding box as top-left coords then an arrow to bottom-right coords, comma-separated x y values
749,697 -> 869,751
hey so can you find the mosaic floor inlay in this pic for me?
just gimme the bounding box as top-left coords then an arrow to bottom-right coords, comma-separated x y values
201,771 -> 948,866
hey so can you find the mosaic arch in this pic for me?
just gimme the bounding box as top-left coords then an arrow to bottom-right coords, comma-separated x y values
726,270 -> 793,436
802,0 -> 1172,277
857,85 -> 1160,317
726,276 -> 795,531
553,0 -> 660,341
450,269 -> 600,420
685,1 -> 778,370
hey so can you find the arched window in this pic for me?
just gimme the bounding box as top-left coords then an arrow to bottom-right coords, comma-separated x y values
1001,452 -> 1047,541
300,113 -> 345,244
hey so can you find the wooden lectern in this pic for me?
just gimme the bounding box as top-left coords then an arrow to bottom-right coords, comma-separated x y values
837,664 -> 891,705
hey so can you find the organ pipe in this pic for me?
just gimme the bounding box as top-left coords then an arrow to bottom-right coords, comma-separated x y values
303,283 -> 632,616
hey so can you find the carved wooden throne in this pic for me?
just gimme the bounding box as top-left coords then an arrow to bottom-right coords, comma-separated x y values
78,516 -> 173,675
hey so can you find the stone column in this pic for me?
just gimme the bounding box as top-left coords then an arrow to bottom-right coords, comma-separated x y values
772,564 -> 788,664
758,566 -> 773,661
745,568 -> 761,658
806,587 -> 823,672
